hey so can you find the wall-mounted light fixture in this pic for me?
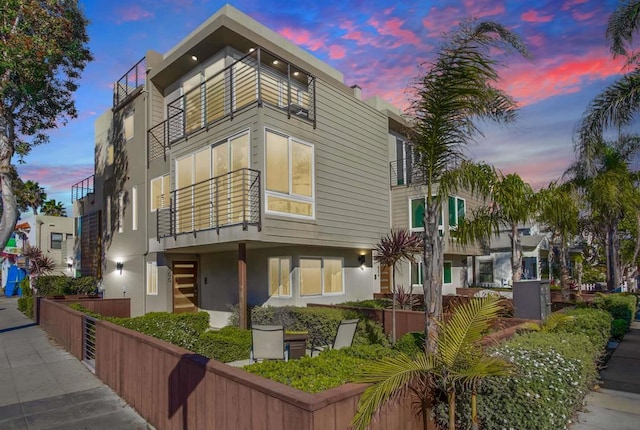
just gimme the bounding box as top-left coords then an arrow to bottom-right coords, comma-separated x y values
116,261 -> 124,275
67,262 -> 73,270
190,55 -> 198,61
358,255 -> 366,269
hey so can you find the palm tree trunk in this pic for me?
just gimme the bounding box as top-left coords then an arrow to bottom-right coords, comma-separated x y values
448,389 -> 456,430
606,222 -> 621,289
510,224 -> 522,283
471,389 -> 479,430
0,114 -> 19,251
391,264 -> 397,344
559,236 -> 571,301
423,201 -> 442,352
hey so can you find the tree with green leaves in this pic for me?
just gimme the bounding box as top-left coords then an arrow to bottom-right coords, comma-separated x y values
456,172 -> 536,284
0,1 -> 92,249
41,199 -> 66,217
351,295 -> 512,430
374,229 -> 423,343
406,20 -> 528,348
537,181 -> 580,299
15,180 -> 46,215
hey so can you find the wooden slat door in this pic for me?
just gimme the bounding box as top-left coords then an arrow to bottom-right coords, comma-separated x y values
380,265 -> 391,293
172,261 -> 198,313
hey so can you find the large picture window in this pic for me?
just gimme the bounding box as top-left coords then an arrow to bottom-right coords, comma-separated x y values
409,197 -> 443,234
265,130 -> 314,218
269,257 -> 291,297
300,257 -> 343,296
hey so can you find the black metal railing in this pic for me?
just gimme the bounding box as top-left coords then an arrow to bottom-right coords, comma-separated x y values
147,47 -> 316,162
83,315 -> 97,371
71,174 -> 95,202
157,168 -> 261,239
389,160 -> 423,187
113,57 -> 146,108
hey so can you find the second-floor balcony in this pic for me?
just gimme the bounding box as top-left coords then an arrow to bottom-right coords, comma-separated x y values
390,159 -> 423,188
157,168 -> 261,240
148,47 -> 316,166
71,174 -> 95,203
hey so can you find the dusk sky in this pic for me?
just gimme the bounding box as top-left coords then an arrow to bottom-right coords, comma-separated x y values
20,0 -> 627,212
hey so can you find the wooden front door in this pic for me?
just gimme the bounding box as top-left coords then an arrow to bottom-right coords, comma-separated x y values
379,265 -> 391,293
172,261 -> 198,313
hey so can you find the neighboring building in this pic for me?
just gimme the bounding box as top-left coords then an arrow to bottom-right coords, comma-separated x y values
71,5 -> 395,325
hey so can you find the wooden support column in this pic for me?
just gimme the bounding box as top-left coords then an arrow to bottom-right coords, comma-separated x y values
238,242 -> 248,329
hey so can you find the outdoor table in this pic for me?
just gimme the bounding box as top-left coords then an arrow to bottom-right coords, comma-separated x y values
285,332 -> 309,359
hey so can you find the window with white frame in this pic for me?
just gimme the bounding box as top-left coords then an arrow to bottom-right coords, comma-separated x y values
443,261 -> 453,284
265,129 -> 314,218
479,261 -> 494,284
150,174 -> 170,211
412,260 -> 453,286
50,232 -> 63,250
448,196 -> 466,228
300,257 -> 343,296
146,261 -> 158,295
124,113 -> 134,140
409,197 -> 443,235
268,257 -> 291,297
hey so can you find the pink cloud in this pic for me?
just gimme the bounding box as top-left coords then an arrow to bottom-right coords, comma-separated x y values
340,20 -> 378,46
422,7 -> 462,38
527,33 -> 545,49
572,10 -> 596,21
328,44 -> 346,60
368,17 -> 421,47
18,165 -> 95,197
115,5 -> 154,24
278,27 -> 325,51
561,0 -> 588,11
461,0 -> 506,18
521,10 -> 553,23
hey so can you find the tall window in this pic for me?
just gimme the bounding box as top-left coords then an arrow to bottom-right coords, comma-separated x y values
410,197 -> 443,234
395,137 -> 412,186
443,261 -> 452,284
268,257 -> 291,297
479,261 -> 494,284
124,113 -> 134,140
50,233 -> 63,250
265,130 -> 314,218
118,192 -> 124,233
132,186 -> 138,231
448,196 -> 466,228
300,257 -> 343,296
150,174 -> 170,211
146,261 -> 158,295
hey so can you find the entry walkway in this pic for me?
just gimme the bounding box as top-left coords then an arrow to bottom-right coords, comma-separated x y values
0,296 -> 150,430
571,320 -> 640,430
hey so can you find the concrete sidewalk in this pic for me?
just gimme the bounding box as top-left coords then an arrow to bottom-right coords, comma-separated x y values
0,296 -> 150,430
571,320 -> 640,430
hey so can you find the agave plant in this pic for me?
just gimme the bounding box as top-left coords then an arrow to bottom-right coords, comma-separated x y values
352,295 -> 513,430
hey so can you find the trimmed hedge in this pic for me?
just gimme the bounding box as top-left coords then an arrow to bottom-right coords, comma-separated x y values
249,306 -> 389,348
340,299 -> 392,309
245,344 -> 397,393
394,331 -> 424,357
17,278 -> 33,319
591,293 -> 637,329
192,326 -> 251,363
35,276 -> 98,296
556,307 -> 612,353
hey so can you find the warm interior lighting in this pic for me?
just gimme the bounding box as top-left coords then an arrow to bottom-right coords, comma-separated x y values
116,261 -> 124,275
191,55 -> 198,61
249,48 -> 255,52
293,71 -> 299,76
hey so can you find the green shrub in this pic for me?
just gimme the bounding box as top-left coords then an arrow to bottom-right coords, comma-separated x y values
394,331 -> 424,357
34,276 -> 98,296
17,296 -> 34,319
435,331 -> 598,430
193,326 -> 251,363
249,306 -> 389,348
611,319 -> 628,340
556,308 -> 612,353
245,344 -> 397,393
109,312 -> 210,351
592,294 -> 637,328
19,278 -> 32,296
340,299 -> 392,309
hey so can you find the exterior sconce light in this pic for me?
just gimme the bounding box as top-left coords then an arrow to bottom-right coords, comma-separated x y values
358,255 -> 366,269
67,262 -> 73,270
116,261 -> 124,275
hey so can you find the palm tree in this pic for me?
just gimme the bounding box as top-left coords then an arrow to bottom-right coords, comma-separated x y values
16,180 -> 46,215
405,20 -> 528,349
41,199 -> 67,216
536,181 -> 580,299
456,172 -> 536,284
374,229 -> 423,343
351,295 -> 512,430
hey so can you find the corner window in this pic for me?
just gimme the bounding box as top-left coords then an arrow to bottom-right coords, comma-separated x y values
269,257 -> 291,297
265,130 -> 314,218
50,233 -> 63,250
410,197 -> 443,235
448,196 -> 466,228
150,174 -> 170,211
124,113 -> 134,140
413,261 -> 452,285
146,261 -> 158,295
300,257 -> 343,296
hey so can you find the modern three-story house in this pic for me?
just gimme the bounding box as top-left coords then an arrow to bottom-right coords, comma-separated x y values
71,5 -> 393,326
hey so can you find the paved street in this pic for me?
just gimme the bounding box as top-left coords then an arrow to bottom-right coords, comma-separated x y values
0,296 -> 150,430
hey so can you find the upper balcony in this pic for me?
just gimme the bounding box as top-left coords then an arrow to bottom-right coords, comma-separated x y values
71,174 -> 95,203
113,57 -> 146,110
390,159 -> 423,188
148,47 -> 316,166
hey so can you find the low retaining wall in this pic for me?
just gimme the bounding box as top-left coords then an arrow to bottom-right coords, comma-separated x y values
38,298 -> 428,430
48,296 -> 131,318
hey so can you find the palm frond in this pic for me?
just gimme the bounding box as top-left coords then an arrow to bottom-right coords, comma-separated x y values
606,0 -> 640,59
452,356 -> 514,387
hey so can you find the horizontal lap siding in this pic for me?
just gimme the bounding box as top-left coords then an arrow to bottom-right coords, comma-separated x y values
261,79 -> 390,248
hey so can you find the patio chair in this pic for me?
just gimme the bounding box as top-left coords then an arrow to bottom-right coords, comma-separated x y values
310,318 -> 359,357
250,325 -> 289,364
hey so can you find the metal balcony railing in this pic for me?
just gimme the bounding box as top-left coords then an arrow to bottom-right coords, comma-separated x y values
389,160 -> 423,188
113,57 -> 146,108
157,168 -> 261,239
148,47 -> 316,163
71,174 -> 95,202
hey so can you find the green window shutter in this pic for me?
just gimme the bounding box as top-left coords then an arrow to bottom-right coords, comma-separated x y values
443,262 -> 452,284
457,198 -> 465,220
448,196 -> 456,226
411,198 -> 425,229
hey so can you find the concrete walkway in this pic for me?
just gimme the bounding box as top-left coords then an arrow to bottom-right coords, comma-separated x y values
0,296 -> 150,430
571,320 -> 640,430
